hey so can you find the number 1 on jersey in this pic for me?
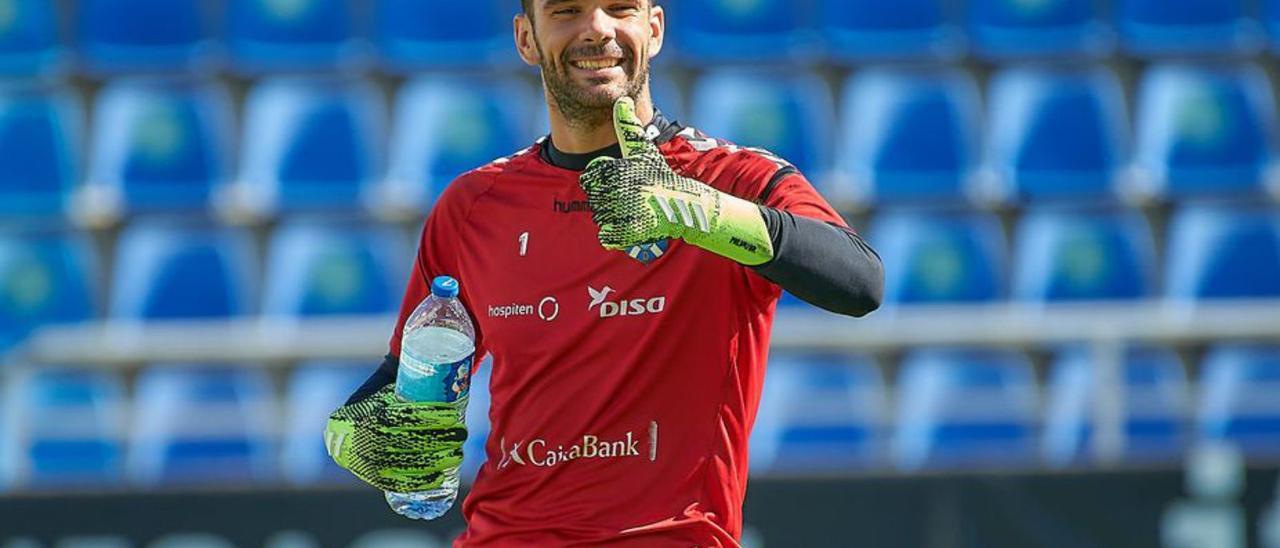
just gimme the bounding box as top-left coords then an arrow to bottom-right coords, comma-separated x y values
519,232 -> 529,257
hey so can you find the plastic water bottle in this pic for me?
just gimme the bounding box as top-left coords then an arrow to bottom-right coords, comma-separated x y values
385,275 -> 476,520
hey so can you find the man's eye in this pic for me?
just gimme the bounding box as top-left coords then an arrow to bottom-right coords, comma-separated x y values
553,7 -> 579,15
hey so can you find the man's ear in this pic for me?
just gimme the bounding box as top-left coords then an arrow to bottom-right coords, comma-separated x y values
514,14 -> 542,66
647,4 -> 665,59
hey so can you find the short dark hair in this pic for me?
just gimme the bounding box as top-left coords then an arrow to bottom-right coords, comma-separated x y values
522,0 -> 657,15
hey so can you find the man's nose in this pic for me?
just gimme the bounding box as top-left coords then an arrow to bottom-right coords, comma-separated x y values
580,7 -> 617,43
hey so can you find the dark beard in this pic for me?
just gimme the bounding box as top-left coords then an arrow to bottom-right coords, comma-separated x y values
539,41 -> 650,129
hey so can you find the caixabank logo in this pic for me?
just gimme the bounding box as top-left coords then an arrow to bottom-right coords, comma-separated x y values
587,285 -> 666,318
497,422 -> 659,469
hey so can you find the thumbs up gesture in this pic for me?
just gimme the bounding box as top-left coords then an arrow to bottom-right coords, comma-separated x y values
579,97 -> 775,266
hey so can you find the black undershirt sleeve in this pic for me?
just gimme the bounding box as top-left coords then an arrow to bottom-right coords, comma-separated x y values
751,206 -> 884,318
347,354 -> 399,405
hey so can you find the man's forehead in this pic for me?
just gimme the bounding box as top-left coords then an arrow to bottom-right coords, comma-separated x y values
534,0 -> 652,8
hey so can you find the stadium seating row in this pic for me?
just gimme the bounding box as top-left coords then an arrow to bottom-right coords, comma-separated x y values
2,63 -> 1277,223
3,0 -> 1279,76
3,345 -> 1278,490
4,204 -> 1280,351
754,345 -> 1280,473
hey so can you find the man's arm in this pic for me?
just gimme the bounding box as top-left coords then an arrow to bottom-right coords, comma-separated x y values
752,204 -> 883,317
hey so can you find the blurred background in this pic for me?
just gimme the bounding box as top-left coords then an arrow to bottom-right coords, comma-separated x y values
3,0 -> 1280,546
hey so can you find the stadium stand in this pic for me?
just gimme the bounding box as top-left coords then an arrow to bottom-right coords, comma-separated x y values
77,0 -> 217,74
894,348 -> 1039,471
380,77 -> 536,213
0,232 -> 96,353
230,77 -> 386,217
373,0 -> 518,71
1131,63 -> 1278,201
871,210 -> 1007,305
690,69 -> 834,191
261,220 -> 408,318
840,68 -> 981,205
226,0 -> 365,73
4,0 -> 1280,496
751,354 -> 886,472
1042,346 -> 1189,467
281,362 -> 367,485
1164,206 -> 1280,301
109,222 -> 257,320
128,366 -> 277,486
982,66 -> 1128,203
0,0 -> 65,77
670,0 -> 819,63
821,0 -> 962,61
1198,345 -> 1280,458
86,78 -> 233,215
1118,0 -> 1263,56
1,368 -> 127,488
967,0 -> 1111,59
1012,208 -> 1156,302
0,84 -> 82,220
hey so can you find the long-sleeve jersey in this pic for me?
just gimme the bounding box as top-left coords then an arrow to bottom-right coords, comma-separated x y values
388,114 -> 866,547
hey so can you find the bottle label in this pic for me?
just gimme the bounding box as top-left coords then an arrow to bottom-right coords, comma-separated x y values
397,351 -> 475,404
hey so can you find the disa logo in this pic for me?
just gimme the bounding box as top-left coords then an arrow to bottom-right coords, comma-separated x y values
587,285 -> 666,318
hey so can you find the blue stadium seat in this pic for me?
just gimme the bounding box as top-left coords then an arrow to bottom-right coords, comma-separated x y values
1013,208 -> 1155,302
0,86 -> 82,220
1199,345 -> 1280,458
821,0 -> 961,61
282,363 -> 367,485
87,79 -> 233,213
383,77 -> 535,209
751,354 -> 886,473
0,0 -> 65,76
1165,206 -> 1280,301
0,233 -> 96,352
968,0 -> 1111,58
130,367 -> 276,486
1119,0 -> 1262,56
262,220 -> 408,317
984,68 -> 1128,203
894,349 -> 1039,471
110,222 -> 257,320
1,369 -> 126,488
840,69 -> 981,204
374,0 -> 516,70
1133,64 -> 1277,201
669,0 -> 818,63
77,0 -> 216,73
871,210 -> 1007,305
462,356 -> 492,484
691,70 -> 833,184
236,77 -> 386,214
1043,347 -> 1188,467
1269,0 -> 1280,51
226,0 -> 364,72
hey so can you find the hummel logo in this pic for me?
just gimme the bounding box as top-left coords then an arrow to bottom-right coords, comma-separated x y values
587,286 -> 615,310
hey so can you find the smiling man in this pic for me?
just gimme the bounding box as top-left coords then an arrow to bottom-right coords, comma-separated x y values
325,1 -> 885,546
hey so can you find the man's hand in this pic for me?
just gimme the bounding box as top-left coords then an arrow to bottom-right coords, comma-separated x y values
324,384 -> 466,493
578,97 -> 776,266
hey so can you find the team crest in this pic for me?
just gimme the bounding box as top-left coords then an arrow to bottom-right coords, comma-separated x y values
626,240 -> 670,265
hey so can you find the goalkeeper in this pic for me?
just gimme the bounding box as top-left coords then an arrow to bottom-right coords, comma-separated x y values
327,0 -> 884,546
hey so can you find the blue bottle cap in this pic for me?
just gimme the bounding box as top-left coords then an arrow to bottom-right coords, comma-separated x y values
431,276 -> 460,298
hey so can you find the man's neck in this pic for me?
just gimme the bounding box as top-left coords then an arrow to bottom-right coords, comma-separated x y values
546,94 -> 656,153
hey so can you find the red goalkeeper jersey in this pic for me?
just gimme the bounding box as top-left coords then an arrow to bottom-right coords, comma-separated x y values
389,118 -> 846,547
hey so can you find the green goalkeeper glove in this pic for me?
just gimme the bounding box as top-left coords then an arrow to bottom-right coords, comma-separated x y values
324,384 -> 466,493
579,97 -> 776,266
